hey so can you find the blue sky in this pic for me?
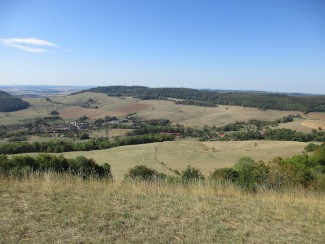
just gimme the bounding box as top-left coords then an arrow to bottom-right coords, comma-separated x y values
0,0 -> 324,93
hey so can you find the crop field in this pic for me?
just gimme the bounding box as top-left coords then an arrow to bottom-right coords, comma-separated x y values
35,140 -> 309,179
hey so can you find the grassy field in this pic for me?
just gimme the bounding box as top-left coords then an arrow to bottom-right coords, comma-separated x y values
31,140 -> 309,179
1,176 -> 324,243
136,99 -> 306,127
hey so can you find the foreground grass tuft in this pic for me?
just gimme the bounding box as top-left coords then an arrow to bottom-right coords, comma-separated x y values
1,175 -> 325,243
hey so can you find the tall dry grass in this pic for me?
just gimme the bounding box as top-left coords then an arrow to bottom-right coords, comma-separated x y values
1,174 -> 325,243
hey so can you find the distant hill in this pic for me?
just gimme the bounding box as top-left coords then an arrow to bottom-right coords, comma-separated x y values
85,86 -> 325,113
0,90 -> 30,112
0,85 -> 95,98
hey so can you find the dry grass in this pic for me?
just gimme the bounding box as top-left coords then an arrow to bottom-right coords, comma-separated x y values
136,100 -> 306,127
57,140 -> 308,179
1,175 -> 324,243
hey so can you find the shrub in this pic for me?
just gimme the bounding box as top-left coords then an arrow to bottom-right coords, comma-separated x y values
210,168 -> 239,182
35,154 -> 69,172
49,110 -> 59,115
311,146 -> 325,166
266,157 -> 315,189
181,165 -> 205,182
234,157 -> 269,191
305,143 -> 320,152
68,156 -> 111,178
125,165 -> 166,181
0,154 -> 111,179
79,132 -> 90,140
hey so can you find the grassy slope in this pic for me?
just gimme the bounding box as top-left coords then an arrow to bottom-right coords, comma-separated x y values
45,140 -> 309,179
1,176 -> 324,243
136,99 -> 305,127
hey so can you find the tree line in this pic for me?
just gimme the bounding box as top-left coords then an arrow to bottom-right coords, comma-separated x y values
85,86 -> 325,113
115,118 -> 325,142
0,154 -> 111,179
0,134 -> 175,155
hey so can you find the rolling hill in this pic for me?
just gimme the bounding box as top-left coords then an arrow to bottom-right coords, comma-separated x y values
0,90 -> 30,112
85,86 -> 325,113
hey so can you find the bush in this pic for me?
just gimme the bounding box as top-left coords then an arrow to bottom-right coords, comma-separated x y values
68,156 -> 111,178
0,154 -> 111,179
125,165 -> 166,181
49,110 -> 59,115
210,168 -> 239,182
266,157 -> 315,189
79,132 -> 90,140
234,157 -> 269,191
181,165 -> 205,182
305,143 -> 320,152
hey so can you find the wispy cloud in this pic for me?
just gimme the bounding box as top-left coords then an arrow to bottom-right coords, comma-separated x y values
0,37 -> 58,53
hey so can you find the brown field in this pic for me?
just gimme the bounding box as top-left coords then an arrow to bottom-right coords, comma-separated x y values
308,112 -> 325,120
276,119 -> 313,133
301,120 -> 325,130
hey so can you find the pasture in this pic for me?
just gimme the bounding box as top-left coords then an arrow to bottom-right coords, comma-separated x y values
136,99 -> 306,127
52,140 -> 309,179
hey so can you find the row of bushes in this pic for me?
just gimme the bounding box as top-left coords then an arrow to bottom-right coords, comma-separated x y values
125,145 -> 325,191
0,134 -> 175,155
0,154 -> 111,179
2,144 -> 325,191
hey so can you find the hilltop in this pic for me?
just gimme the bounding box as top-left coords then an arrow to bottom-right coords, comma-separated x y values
85,86 -> 325,113
0,90 -> 30,112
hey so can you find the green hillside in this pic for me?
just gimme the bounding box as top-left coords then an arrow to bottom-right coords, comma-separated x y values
86,86 -> 325,113
0,90 -> 30,112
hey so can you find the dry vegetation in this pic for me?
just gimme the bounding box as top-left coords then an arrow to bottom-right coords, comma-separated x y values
49,140 -> 309,179
137,100 -> 306,127
1,175 -> 324,243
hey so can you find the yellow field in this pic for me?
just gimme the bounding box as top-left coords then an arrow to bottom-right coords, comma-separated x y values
36,140 -> 309,179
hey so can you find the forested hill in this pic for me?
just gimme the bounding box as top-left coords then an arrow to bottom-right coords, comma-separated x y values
0,90 -> 30,112
85,86 -> 325,113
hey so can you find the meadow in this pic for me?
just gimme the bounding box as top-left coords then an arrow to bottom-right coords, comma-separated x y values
42,140 -> 309,179
1,175 -> 324,243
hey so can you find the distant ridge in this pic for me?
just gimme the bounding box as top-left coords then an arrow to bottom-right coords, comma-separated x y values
84,85 -> 325,113
0,90 -> 30,112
